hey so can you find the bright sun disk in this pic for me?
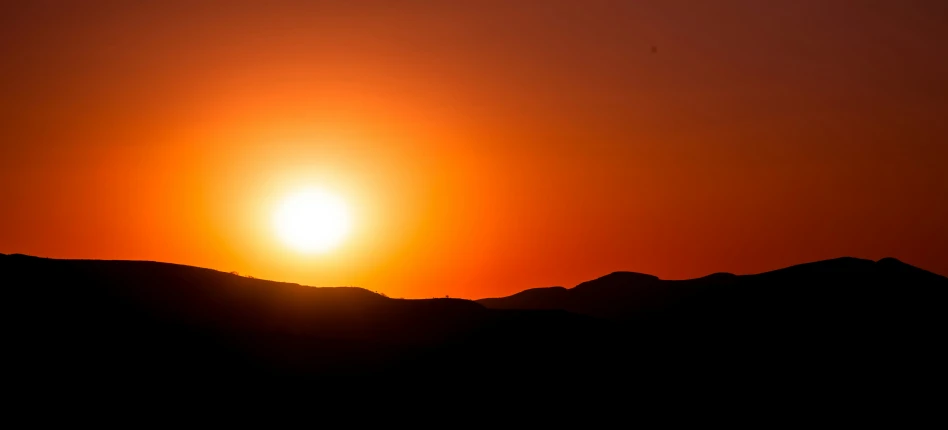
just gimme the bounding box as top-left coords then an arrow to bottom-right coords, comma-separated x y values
274,189 -> 351,253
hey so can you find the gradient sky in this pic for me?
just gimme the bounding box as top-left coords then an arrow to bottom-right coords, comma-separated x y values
2,1 -> 946,298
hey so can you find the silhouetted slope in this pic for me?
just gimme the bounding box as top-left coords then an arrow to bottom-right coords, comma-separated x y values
478,257 -> 947,324
476,257 -> 948,408
3,253 -> 946,408
1,253 -> 606,389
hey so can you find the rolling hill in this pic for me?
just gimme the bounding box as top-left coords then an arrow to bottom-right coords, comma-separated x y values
3,253 -> 945,406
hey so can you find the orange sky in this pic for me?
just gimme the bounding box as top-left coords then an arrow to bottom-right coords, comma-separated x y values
2,1 -> 946,298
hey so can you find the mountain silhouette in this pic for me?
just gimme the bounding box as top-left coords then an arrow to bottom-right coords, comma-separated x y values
3,253 -> 945,409
478,257 -> 947,324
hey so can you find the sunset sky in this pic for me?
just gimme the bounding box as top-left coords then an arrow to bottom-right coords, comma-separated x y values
2,1 -> 946,298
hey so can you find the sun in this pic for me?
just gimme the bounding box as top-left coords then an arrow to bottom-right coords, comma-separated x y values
274,189 -> 351,253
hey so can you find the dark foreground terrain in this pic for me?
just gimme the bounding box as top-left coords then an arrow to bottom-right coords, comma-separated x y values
3,253 -> 946,411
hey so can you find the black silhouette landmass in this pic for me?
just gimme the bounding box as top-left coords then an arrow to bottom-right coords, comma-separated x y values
3,253 -> 946,407
478,257 -> 947,323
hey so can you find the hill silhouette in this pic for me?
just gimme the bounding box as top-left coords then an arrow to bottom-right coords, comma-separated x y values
478,257 -> 947,323
3,253 -> 946,408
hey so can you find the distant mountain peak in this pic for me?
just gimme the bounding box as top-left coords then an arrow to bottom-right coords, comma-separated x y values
876,256 -> 947,280
592,271 -> 660,283
478,256 -> 947,319
754,256 -> 877,278
571,271 -> 660,292
696,272 -> 738,281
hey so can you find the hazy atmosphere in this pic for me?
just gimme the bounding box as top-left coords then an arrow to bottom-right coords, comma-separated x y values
3,1 -> 946,298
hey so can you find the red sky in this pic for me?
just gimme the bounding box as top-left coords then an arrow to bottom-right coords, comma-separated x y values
2,1 -> 946,298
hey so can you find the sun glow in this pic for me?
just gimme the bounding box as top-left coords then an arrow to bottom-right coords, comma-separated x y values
274,189 -> 351,253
